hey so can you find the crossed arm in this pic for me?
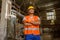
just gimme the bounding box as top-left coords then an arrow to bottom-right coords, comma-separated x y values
23,17 -> 41,26
31,19 -> 41,25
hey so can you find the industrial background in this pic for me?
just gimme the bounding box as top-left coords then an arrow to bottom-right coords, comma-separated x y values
0,0 -> 60,40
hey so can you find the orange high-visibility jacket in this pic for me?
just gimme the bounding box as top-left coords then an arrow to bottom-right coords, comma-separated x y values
23,15 -> 40,35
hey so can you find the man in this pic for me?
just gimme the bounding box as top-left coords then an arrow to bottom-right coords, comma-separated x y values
23,6 -> 41,40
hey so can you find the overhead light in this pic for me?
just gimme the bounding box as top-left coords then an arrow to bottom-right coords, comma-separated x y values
30,1 -> 32,4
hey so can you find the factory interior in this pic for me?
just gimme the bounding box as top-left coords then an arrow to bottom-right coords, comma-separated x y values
0,0 -> 60,40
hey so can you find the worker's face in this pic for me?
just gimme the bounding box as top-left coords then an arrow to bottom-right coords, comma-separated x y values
28,9 -> 34,14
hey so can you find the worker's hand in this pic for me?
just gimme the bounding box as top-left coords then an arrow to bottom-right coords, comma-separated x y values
31,22 -> 37,25
31,21 -> 40,25
24,23 -> 32,26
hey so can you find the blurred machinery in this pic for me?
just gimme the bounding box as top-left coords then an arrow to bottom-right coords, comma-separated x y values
7,9 -> 24,40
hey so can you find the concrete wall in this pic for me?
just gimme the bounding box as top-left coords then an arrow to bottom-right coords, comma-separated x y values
0,0 -> 11,40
